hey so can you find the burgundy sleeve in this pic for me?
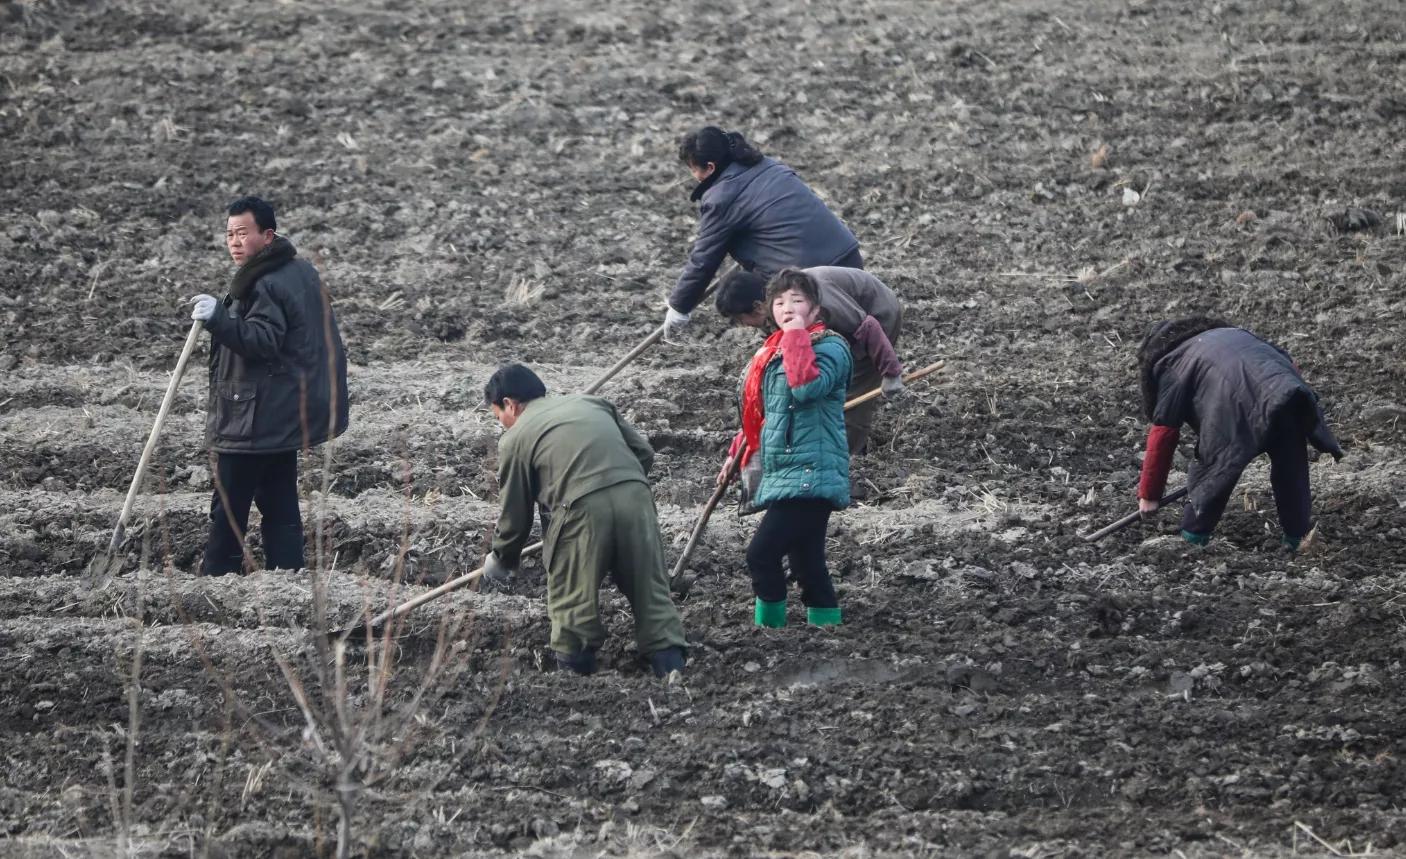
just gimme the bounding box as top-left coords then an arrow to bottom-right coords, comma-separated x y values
1138,424 -> 1181,500
854,315 -> 902,378
780,329 -> 820,388
727,429 -> 744,458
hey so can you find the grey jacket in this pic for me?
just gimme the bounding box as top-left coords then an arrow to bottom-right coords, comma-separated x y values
204,244 -> 350,454
670,157 -> 860,314
808,266 -> 903,377
1151,327 -> 1342,510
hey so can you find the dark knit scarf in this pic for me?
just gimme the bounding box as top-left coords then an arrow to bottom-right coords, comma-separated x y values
230,235 -> 296,303
1137,316 -> 1232,420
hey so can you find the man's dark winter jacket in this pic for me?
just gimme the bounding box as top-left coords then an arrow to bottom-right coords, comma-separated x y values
1149,326 -> 1342,510
669,157 -> 860,314
204,237 -> 349,454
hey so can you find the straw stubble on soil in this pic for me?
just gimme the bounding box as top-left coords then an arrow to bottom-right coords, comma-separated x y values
2,0 -> 1406,855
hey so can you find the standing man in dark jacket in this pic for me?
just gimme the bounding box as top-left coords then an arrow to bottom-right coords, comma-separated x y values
189,196 -> 349,575
663,127 -> 861,340
1135,317 -> 1342,552
480,364 -> 687,678
715,266 -> 904,454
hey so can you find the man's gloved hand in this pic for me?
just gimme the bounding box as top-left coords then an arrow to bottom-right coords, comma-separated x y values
880,374 -> 905,399
663,307 -> 691,342
191,294 -> 218,322
481,552 -> 514,586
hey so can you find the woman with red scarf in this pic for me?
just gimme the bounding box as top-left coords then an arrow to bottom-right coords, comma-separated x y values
720,269 -> 853,628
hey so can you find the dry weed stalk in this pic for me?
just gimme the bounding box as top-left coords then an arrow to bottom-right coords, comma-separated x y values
249,285 -> 503,857
995,257 -> 1132,289
505,274 -> 546,305
1292,819 -> 1378,856
92,506 -> 156,858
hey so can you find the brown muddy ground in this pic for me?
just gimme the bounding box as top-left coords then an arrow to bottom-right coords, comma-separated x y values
2,0 -> 1406,855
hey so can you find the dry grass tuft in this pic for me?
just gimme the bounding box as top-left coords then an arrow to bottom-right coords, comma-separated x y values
505,275 -> 546,305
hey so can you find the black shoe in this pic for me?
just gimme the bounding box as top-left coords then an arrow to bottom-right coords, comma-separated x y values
647,646 -> 686,678
555,649 -> 598,676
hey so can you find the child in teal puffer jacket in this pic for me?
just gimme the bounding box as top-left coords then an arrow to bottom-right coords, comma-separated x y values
720,268 -> 852,627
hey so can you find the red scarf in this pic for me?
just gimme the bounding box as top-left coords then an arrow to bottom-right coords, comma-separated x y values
738,322 -> 827,466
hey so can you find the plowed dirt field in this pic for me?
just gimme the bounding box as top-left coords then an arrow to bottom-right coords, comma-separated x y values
2,0 -> 1405,856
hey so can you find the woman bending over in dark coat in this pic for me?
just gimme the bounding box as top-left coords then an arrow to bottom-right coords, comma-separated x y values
662,126 -> 862,340
1136,316 -> 1342,552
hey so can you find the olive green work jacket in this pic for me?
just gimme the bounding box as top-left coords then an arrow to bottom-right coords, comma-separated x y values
491,395 -> 654,568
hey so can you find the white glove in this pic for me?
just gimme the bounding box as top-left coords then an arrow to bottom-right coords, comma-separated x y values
663,307 -> 691,342
191,294 -> 218,321
880,374 -> 906,399
481,552 -> 513,585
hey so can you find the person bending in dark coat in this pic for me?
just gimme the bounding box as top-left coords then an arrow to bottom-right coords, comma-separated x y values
189,196 -> 350,575
1135,317 -> 1342,552
662,126 -> 862,340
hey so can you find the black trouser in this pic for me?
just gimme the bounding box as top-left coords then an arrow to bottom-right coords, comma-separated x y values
1181,421 -> 1313,540
201,450 -> 304,575
746,499 -> 837,608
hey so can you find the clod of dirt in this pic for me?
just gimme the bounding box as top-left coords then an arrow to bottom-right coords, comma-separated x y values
1091,594 -> 1127,636
1168,671 -> 1194,696
946,663 -> 998,693
1138,534 -> 1186,556
1360,401 -> 1406,425
1327,206 -> 1384,234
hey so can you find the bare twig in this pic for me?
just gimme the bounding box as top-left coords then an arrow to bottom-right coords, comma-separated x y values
1293,820 -> 1345,856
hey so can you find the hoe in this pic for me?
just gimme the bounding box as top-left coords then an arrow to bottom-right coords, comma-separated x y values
83,320 -> 204,589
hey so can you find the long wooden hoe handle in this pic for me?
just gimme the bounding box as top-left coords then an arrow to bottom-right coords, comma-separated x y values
668,359 -> 947,586
667,454 -> 741,588
843,360 -> 945,410
584,327 -> 664,395
1080,485 -> 1189,542
583,271 -> 730,395
360,541 -> 544,632
106,320 -> 204,553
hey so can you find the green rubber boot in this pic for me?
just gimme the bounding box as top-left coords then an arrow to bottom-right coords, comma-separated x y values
807,606 -> 842,627
754,598 -> 787,628
1180,529 -> 1211,546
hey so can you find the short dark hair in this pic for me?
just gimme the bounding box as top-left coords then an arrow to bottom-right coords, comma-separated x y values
766,267 -> 822,307
484,363 -> 547,408
715,270 -> 768,316
227,196 -> 277,233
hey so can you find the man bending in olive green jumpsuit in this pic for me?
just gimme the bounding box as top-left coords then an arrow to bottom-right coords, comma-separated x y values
480,364 -> 688,677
